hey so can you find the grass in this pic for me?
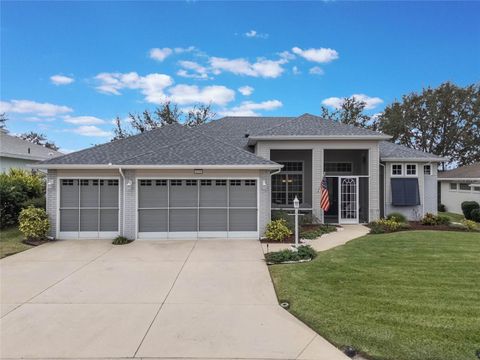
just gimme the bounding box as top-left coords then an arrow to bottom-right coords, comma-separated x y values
269,231 -> 480,360
0,226 -> 32,259
441,212 -> 465,223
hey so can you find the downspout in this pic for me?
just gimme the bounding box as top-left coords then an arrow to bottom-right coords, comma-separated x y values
118,168 -> 126,237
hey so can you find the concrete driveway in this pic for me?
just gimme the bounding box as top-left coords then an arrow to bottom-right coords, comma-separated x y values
0,240 -> 348,360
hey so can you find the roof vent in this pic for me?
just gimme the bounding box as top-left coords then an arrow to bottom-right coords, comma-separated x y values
244,133 -> 249,138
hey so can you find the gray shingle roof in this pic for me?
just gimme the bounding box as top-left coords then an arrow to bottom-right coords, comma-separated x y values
438,163 -> 480,179
0,131 -> 63,161
379,141 -> 445,162
250,113 -> 389,138
39,124 -> 279,167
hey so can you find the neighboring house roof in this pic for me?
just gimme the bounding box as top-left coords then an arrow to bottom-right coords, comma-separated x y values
438,162 -> 480,180
0,130 -> 63,161
37,124 -> 280,169
379,141 -> 446,162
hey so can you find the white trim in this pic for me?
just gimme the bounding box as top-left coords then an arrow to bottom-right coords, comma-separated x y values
381,157 -> 446,162
338,176 -> 359,224
34,164 -> 281,170
405,163 -> 417,177
248,135 -> 392,145
439,177 -> 480,181
423,164 -> 432,176
391,163 -> 403,176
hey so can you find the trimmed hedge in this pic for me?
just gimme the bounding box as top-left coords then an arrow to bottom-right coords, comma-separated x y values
461,201 -> 479,221
265,245 -> 317,264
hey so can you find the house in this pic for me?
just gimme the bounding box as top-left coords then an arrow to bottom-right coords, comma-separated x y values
0,129 -> 63,173
35,114 -> 445,240
438,163 -> 480,214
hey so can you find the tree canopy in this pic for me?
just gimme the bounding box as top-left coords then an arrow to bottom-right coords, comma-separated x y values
19,131 -> 60,151
112,101 -> 216,141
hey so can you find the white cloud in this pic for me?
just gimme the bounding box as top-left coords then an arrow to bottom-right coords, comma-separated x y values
238,86 -> 254,96
50,75 -> 74,85
244,30 -> 269,39
177,60 -> 209,79
278,51 -> 295,61
174,46 -> 196,54
292,66 -> 301,75
220,100 -> 282,116
63,115 -> 106,125
309,66 -> 324,75
94,72 -> 173,104
168,85 -> 235,106
72,125 -> 112,137
0,99 -> 73,117
209,57 -> 285,78
322,94 -> 384,110
149,47 -> 173,61
292,47 -> 339,63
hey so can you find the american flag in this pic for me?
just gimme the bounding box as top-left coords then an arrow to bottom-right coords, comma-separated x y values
320,177 -> 330,212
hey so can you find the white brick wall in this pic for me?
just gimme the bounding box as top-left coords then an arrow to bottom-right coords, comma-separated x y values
46,169 -> 57,237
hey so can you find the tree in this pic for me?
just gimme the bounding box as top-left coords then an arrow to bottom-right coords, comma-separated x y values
0,113 -> 7,130
19,131 -> 59,151
321,97 -> 372,128
377,82 -> 480,167
112,101 -> 216,141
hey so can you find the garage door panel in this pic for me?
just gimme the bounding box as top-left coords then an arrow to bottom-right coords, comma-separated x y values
80,209 -> 98,231
100,209 -> 119,231
138,209 -> 168,232
229,209 -> 257,231
100,180 -> 119,207
199,209 -> 227,231
60,180 -> 79,207
138,180 -> 167,208
170,209 -> 197,232
200,181 -> 227,207
229,180 -> 257,207
80,181 -> 99,207
60,209 -> 79,232
170,180 -> 198,207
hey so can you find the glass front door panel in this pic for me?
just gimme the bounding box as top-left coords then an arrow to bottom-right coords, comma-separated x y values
340,177 -> 358,222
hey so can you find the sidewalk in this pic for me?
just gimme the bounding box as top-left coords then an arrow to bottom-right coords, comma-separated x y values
262,224 -> 370,253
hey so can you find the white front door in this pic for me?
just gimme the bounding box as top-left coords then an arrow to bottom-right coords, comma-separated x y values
339,176 -> 359,224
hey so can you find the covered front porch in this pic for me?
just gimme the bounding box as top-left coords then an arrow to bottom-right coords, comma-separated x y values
270,149 -> 370,224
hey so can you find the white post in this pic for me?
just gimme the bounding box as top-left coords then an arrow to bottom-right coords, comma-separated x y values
293,196 -> 299,248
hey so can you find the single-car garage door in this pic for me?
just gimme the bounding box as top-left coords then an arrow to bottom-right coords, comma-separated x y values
58,178 -> 120,239
137,179 -> 258,239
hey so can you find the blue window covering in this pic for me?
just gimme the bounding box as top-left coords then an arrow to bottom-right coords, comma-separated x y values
391,178 -> 420,206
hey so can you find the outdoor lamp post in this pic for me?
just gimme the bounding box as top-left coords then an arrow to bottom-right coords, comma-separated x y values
293,196 -> 300,248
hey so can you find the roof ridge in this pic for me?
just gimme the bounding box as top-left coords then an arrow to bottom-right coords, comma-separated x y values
251,113 -> 310,136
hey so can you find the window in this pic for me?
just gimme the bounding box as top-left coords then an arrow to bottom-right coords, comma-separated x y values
325,162 -> 353,174
450,183 -> 457,190
80,179 -> 89,186
392,164 -> 402,176
230,180 -> 241,186
170,180 -> 182,186
459,183 -> 470,191
215,180 -> 226,186
473,186 -> 480,192
406,164 -> 417,176
245,180 -> 256,186
140,180 -> 152,186
391,178 -> 420,206
62,179 -> 74,186
423,165 -> 432,175
201,180 -> 212,186
186,180 -> 197,186
272,161 -> 303,206
108,180 -> 118,186
155,180 -> 167,186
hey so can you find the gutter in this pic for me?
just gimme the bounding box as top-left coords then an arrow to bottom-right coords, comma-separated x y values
380,157 -> 447,162
248,134 -> 392,146
31,164 -> 282,170
438,177 -> 480,181
118,168 -> 126,237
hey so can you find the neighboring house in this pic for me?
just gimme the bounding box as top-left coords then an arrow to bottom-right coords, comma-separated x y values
438,163 -> 480,214
0,129 -> 63,173
36,114 -> 445,240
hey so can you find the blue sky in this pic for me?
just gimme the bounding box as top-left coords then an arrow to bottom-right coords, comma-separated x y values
1,1 -> 479,152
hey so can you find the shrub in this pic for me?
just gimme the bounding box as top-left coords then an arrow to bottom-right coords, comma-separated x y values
386,212 -> 407,223
271,210 -> 294,231
461,201 -> 479,220
470,208 -> 480,223
368,219 -> 408,234
421,213 -> 439,225
436,214 -> 451,225
0,169 -> 45,229
461,219 -> 478,232
112,236 -> 133,245
265,219 -> 292,241
300,224 -> 336,239
438,203 -> 446,212
265,245 -> 316,264
18,206 -> 50,241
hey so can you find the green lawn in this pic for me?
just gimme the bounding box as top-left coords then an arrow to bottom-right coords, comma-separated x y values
0,227 -> 32,259
442,212 -> 465,223
269,231 -> 480,360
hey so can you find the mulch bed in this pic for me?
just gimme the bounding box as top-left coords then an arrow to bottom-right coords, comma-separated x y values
407,221 -> 468,232
260,224 -> 338,244
22,239 -> 51,246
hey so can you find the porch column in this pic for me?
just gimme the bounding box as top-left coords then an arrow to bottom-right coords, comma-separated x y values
369,145 -> 381,221
312,146 -> 324,222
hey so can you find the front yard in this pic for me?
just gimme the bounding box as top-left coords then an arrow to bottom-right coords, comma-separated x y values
269,231 -> 480,360
0,227 -> 32,259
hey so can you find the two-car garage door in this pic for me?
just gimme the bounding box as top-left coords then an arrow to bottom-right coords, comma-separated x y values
138,179 -> 258,239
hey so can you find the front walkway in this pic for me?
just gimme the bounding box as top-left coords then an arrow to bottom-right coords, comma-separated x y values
1,239 -> 349,359
262,224 -> 370,253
